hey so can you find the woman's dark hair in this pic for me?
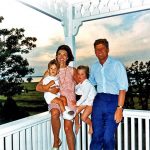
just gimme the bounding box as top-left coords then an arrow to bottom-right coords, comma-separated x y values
48,59 -> 59,69
77,65 -> 89,78
56,45 -> 74,65
94,39 -> 109,49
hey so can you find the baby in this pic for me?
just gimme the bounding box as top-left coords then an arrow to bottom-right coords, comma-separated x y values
43,59 -> 74,120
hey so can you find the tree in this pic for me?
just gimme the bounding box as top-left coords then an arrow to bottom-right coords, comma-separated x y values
125,61 -> 150,110
27,76 -> 33,83
0,16 -> 4,23
0,17 -> 37,100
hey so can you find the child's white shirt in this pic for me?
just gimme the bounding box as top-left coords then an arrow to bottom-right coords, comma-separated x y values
43,75 -> 60,104
75,79 -> 96,106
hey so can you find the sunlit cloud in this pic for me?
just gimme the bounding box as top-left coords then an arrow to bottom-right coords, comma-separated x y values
0,0 -> 150,76
75,11 -> 150,67
100,12 -> 150,54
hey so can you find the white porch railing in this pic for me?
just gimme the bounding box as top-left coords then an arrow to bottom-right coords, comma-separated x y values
0,109 -> 150,150
117,109 -> 150,150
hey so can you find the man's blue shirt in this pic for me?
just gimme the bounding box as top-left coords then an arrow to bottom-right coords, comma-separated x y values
89,56 -> 128,95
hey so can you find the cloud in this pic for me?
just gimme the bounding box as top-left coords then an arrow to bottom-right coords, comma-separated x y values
0,0 -> 149,76
0,0 -> 64,47
75,15 -> 124,60
75,10 -> 150,68
76,56 -> 97,67
109,11 -> 150,53
76,48 -> 150,69
23,36 -> 65,76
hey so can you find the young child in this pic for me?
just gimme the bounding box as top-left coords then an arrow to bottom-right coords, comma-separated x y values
42,59 -> 74,120
74,65 -> 97,134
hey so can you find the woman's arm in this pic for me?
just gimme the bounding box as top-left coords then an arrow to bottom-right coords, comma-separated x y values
73,67 -> 79,83
36,70 -> 59,94
36,78 -> 55,92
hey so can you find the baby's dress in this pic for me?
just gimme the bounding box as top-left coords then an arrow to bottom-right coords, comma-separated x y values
43,75 -> 60,104
49,66 -> 76,112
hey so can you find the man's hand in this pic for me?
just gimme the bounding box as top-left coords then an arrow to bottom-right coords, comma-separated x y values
114,108 -> 123,123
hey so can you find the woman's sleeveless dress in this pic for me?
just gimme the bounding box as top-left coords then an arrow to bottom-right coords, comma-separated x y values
49,66 -> 76,112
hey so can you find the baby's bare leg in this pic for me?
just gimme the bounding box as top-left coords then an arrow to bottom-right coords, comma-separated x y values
60,96 -> 67,106
74,106 -> 86,134
52,98 -> 75,121
74,115 -> 81,134
81,106 -> 93,134
51,97 -> 65,112
60,96 -> 74,115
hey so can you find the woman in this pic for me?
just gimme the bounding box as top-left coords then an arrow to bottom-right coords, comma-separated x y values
36,45 -> 77,150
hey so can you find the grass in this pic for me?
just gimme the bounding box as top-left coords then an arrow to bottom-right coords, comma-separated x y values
0,82 -> 149,117
0,82 -> 43,100
0,82 -> 47,116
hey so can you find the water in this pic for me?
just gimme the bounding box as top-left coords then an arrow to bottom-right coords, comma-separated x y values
23,76 -> 42,83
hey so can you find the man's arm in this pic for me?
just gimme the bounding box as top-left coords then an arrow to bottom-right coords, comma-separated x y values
73,67 -> 78,83
114,61 -> 128,123
114,90 -> 126,123
118,90 -> 126,107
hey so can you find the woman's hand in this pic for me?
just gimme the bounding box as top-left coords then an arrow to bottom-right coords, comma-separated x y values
73,67 -> 79,83
48,80 -> 55,86
49,86 -> 60,94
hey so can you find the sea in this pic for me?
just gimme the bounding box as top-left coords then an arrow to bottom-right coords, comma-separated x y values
23,76 -> 42,83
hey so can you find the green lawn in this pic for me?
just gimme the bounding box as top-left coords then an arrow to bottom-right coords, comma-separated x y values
0,82 -> 47,116
0,82 -> 149,116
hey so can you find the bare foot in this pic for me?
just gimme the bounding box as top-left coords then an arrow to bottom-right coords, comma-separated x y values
53,138 -> 62,148
75,124 -> 81,134
88,125 -> 93,134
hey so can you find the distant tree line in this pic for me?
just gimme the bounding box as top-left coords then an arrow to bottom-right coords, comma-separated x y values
125,60 -> 150,110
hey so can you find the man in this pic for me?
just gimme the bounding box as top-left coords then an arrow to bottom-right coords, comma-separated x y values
89,39 -> 128,150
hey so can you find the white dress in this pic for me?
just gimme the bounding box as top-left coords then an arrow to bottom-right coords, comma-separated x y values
43,75 -> 60,104
75,79 -> 97,106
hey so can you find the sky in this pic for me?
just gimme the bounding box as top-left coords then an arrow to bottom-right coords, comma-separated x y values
0,0 -> 150,76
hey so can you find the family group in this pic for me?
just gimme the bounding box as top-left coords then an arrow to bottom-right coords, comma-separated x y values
36,38 -> 128,150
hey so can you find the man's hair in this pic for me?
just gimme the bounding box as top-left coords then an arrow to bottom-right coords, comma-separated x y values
48,59 -> 59,69
77,65 -> 89,78
94,39 -> 109,49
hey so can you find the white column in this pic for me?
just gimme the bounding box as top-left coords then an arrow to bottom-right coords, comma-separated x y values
63,4 -> 76,66
62,4 -> 82,66
65,36 -> 76,66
